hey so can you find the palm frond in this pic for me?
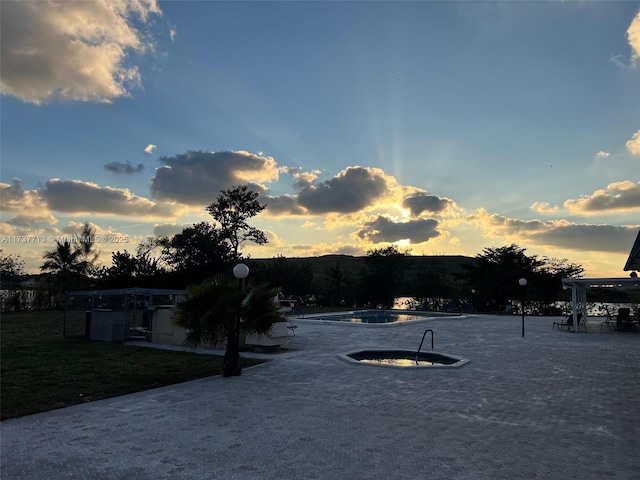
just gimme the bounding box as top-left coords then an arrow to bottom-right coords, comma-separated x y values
240,282 -> 285,336
176,279 -> 242,347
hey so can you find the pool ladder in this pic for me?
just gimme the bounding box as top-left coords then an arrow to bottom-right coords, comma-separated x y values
415,329 -> 434,365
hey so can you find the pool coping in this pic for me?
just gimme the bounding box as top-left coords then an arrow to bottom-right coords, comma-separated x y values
337,348 -> 471,368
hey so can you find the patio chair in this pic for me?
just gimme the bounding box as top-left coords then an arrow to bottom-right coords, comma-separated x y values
600,307 -> 616,331
632,311 -> 640,332
553,313 -> 582,331
615,308 -> 632,332
287,318 -> 298,336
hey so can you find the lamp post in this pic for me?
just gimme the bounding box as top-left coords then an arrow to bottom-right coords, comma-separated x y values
519,278 -> 527,337
233,263 -> 249,290
233,263 -> 249,325
471,289 -> 476,313
228,263 -> 249,376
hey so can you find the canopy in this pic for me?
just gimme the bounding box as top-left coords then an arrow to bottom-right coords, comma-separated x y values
561,277 -> 640,333
560,230 -> 640,332
623,229 -> 640,272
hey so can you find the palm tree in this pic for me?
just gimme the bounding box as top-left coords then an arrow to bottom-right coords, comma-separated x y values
176,276 -> 284,377
40,240 -> 85,307
41,238 -> 85,276
75,221 -> 100,276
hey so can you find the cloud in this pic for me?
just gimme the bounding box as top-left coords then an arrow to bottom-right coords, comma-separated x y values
104,161 -> 145,174
296,167 -> 390,214
263,168 -> 461,224
356,215 -> 440,243
467,208 -> 638,254
41,178 -> 180,218
280,167 -> 321,190
262,194 -> 307,216
628,10 -> 640,64
144,144 -> 158,155
564,181 -> 640,215
150,150 -> 279,205
262,166 -> 400,217
6,213 -> 57,227
150,157 -> 454,223
529,223 -> 638,253
301,221 -> 321,230
59,220 -> 103,238
0,179 -> 47,213
152,223 -> 191,237
0,0 -> 162,104
466,209 -> 546,236
596,151 -> 610,159
530,202 -> 560,215
401,193 -> 456,216
0,179 -> 58,229
626,130 -> 640,156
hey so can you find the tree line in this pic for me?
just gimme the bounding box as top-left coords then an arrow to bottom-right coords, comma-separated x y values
0,184 -> 599,313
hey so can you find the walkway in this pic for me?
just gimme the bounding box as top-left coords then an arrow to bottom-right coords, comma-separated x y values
2,314 -> 639,479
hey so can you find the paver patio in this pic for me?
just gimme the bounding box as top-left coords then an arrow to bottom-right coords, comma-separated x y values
1,314 -> 639,479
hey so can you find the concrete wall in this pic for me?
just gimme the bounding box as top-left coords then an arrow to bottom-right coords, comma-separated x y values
151,306 -> 188,346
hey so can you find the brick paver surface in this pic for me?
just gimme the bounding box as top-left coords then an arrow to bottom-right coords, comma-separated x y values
2,314 -> 639,479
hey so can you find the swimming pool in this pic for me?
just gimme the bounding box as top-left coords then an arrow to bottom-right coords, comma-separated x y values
303,309 -> 454,325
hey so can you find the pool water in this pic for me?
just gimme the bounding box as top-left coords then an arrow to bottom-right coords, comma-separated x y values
357,358 -> 446,367
340,349 -> 470,368
307,310 -> 440,324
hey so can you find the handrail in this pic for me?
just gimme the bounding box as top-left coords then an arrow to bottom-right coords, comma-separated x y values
415,329 -> 434,364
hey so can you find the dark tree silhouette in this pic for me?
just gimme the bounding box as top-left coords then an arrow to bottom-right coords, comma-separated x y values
160,222 -> 232,286
463,244 -> 583,313
205,185 -> 267,260
359,245 -> 410,307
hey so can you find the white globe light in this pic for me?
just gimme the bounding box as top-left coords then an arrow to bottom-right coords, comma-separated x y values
519,278 -> 527,286
233,263 -> 249,279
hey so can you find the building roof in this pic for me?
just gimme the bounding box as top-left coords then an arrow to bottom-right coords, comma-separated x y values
623,229 -> 640,272
561,277 -> 639,290
65,287 -> 186,296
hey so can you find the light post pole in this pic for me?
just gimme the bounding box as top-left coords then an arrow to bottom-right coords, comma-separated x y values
229,263 -> 249,376
471,289 -> 476,313
519,278 -> 527,337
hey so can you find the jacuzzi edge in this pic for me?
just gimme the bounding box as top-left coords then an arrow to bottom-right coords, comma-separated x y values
337,348 -> 471,368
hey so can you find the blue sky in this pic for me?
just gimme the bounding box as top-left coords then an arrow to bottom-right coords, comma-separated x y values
1,0 -> 639,277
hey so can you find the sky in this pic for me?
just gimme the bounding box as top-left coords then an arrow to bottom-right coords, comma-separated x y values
1,0 -> 639,278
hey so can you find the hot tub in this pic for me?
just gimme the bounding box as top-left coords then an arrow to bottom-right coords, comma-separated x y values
339,349 -> 470,368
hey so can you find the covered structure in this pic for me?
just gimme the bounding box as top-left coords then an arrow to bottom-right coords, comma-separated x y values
561,228 -> 640,332
560,277 -> 640,332
623,229 -> 640,273
64,287 -> 186,341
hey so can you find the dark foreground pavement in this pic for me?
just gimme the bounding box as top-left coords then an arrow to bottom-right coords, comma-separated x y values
2,314 -> 639,479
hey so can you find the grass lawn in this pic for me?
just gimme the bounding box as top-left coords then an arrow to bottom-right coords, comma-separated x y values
1,311 -> 264,420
